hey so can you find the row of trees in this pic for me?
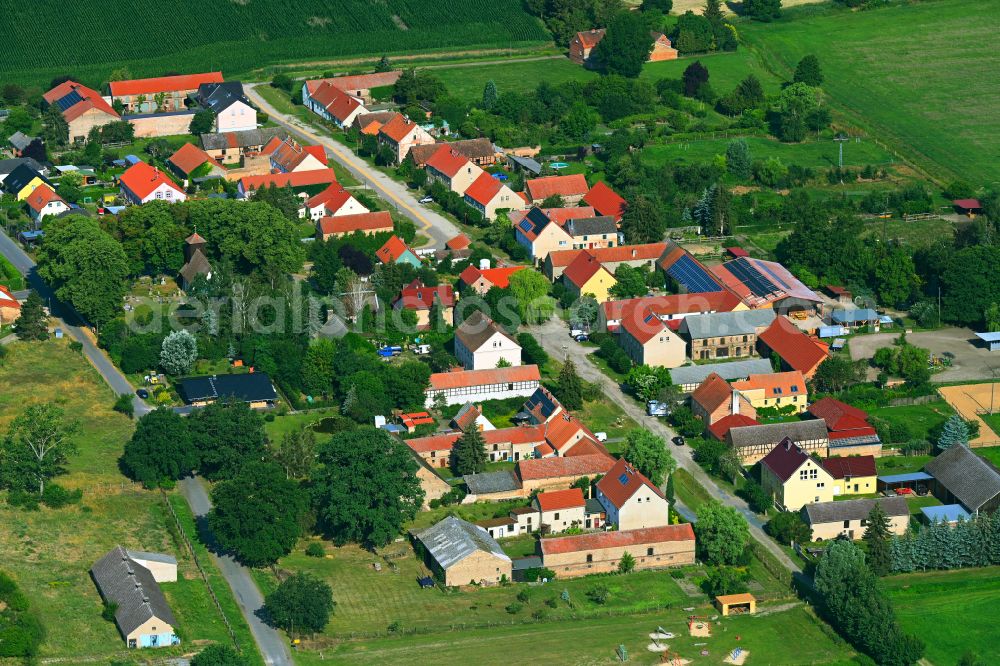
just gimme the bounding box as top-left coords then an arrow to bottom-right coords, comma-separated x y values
890,512 -> 1000,573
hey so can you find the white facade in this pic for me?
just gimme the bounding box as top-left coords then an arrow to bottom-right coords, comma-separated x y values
300,194 -> 368,221
455,331 -> 522,370
122,182 -> 186,205
539,506 -> 585,533
424,378 -> 540,408
30,199 -> 69,223
597,486 -> 671,531
215,99 -> 257,133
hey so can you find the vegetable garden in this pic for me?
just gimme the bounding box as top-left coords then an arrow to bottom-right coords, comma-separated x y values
0,0 -> 550,87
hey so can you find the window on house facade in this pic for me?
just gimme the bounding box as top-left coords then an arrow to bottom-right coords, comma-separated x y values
586,554 -> 593,563
647,547 -> 654,556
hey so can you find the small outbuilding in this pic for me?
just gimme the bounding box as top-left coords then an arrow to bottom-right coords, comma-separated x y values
413,516 -> 512,587
952,198 -> 981,217
975,332 -> 1000,352
716,592 -> 756,616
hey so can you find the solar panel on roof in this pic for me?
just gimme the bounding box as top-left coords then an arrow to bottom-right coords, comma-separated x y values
756,261 -> 793,291
618,473 -> 629,485
666,254 -> 723,293
518,220 -> 533,233
55,90 -> 84,111
726,257 -> 780,298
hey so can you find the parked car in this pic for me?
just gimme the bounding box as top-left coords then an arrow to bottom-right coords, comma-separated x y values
419,196 -> 433,204
594,432 -> 608,442
671,436 -> 685,446
647,401 -> 669,417
895,487 -> 915,496
136,388 -> 149,399
574,334 -> 589,342
569,328 -> 585,338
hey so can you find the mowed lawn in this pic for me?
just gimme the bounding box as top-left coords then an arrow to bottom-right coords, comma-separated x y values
885,567 -> 1000,665
742,0 -> 1000,183
641,135 -> 897,170
0,340 -> 259,662
297,603 -> 855,665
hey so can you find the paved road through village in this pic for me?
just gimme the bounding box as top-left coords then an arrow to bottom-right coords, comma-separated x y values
244,83 -> 462,249
528,316 -> 802,574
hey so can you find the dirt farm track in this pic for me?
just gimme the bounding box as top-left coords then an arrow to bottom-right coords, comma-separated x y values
937,384 -> 1000,447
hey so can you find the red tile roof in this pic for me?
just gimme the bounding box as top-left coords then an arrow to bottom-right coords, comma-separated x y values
310,81 -> 365,123
726,246 -> 750,258
446,234 -> 471,251
167,143 -> 214,175
379,114 -> 419,143
458,265 -> 527,290
429,365 -> 541,392
376,235 -> 414,264
601,291 -> 742,323
953,198 -> 981,210
307,182 -> 352,210
406,433 -> 459,454
691,373 -> 733,415
516,453 -> 614,482
0,284 -> 20,311
758,317 -> 828,377
596,458 -> 664,509
582,181 -> 626,220
396,280 -> 455,311
305,71 -> 402,95
44,80 -> 119,122
760,437 -> 813,482
425,145 -> 473,178
536,488 -> 586,512
708,414 -> 760,441
562,437 -> 611,458
548,243 -> 667,269
540,523 -> 695,556
239,169 -> 337,193
110,72 -> 223,97
562,252 -> 608,289
808,397 -> 872,432
120,161 -> 183,200
269,138 -> 327,172
574,29 -> 607,50
620,307 -> 671,345
543,413 -> 595,455
821,455 -> 877,480
25,184 -> 65,214
526,174 -> 589,201
731,371 -> 806,399
464,172 -> 505,206
318,211 -> 393,236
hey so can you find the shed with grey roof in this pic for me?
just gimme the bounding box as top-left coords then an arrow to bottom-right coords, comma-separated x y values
803,497 -> 909,541
464,470 -> 520,496
925,445 -> 1000,514
90,546 -> 179,649
727,419 -> 829,464
680,309 -> 776,340
564,215 -> 617,238
670,358 -> 774,392
414,516 -> 512,586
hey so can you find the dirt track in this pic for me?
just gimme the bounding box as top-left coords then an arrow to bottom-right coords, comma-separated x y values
937,384 -> 1000,446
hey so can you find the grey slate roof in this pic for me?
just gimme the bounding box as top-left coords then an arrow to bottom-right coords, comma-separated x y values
199,126 -> 287,151
90,546 -> 177,636
925,445 -> 1000,512
680,309 -> 776,340
804,496 -> 909,525
463,470 -> 519,494
415,516 -> 510,570
585,497 -> 605,515
728,419 -> 829,450
125,550 -> 177,566
507,154 -> 542,175
0,157 -> 45,177
455,310 -> 517,354
8,131 -> 36,151
670,358 -> 774,388
564,215 -> 617,238
197,82 -> 250,114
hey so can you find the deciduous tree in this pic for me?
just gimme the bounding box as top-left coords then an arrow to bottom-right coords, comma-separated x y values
0,402 -> 79,495
694,500 -> 749,565
120,408 -> 197,488
188,401 -> 268,481
622,429 -> 676,485
191,645 -> 248,666
263,572 -> 335,635
591,11 -> 653,78
160,329 -> 198,375
12,292 -> 48,341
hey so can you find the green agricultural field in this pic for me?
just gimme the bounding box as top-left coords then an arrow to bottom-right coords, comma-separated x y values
434,57 -> 596,102
640,50 -> 784,96
742,0 -> 1000,184
885,567 -> 1000,665
0,340 -> 260,663
641,136 -> 897,170
298,603 -> 855,665
869,399 -> 954,444
0,0 -> 550,88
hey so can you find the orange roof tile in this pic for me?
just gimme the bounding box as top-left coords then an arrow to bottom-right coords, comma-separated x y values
708,414 -> 760,441
425,145 -> 473,179
731,371 -> 806,399
446,234 -> 471,251
526,174 -> 589,201
540,524 -> 695,556
691,373 -> 734,415
376,235 -> 414,264
379,114 -> 419,143
305,71 -> 402,95
620,306 -> 668,345
239,169 -> 337,193
758,317 -> 828,377
119,161 -> 183,200
464,172 -> 505,206
396,280 -> 455,311
536,488 -> 586,512
562,252 -> 610,289
318,211 -> 393,236
574,29 -> 607,50
110,72 -> 223,97
458,265 -> 527,290
516,453 -> 614,482
0,284 -> 20,311
429,365 -> 541,392
547,243 -> 667,269
25,184 -> 65,213
44,81 -> 118,122
596,458 -> 664,509
582,181 -> 626,220
269,138 -> 327,172
167,143 -> 214,175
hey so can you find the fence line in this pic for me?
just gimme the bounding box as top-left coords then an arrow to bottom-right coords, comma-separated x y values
159,490 -> 242,654
78,480 -> 143,496
888,394 -> 939,407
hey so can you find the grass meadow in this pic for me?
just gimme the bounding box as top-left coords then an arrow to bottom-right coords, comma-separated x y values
0,340 -> 260,663
885,567 -> 1000,665
742,0 -> 1000,184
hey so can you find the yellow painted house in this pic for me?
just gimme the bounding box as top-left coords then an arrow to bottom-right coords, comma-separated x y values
731,371 -> 808,413
5,165 -> 51,201
760,438 -> 835,511
562,252 -> 616,302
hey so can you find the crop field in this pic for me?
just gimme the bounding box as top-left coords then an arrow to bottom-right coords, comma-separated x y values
0,0 -> 550,88
742,0 -> 1000,184
885,567 -> 1000,665
641,135 -> 896,170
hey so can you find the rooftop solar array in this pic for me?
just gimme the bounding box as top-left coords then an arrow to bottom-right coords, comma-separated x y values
518,219 -> 533,233
666,254 -> 722,293
55,90 -> 84,111
726,257 -> 781,298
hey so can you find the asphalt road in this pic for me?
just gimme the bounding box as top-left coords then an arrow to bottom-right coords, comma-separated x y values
180,477 -> 293,666
528,316 -> 801,574
244,83 -> 462,249
0,228 -> 150,416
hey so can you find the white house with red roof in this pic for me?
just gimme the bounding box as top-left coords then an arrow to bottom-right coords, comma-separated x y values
316,211 -> 393,240
457,264 -> 527,295
305,80 -> 367,128
454,311 -> 521,370
300,182 -> 368,221
25,184 -> 68,223
463,172 -> 523,221
0,284 -> 21,324
394,279 -> 455,329
119,162 -> 186,205
236,169 -> 338,199
43,80 -> 119,144
618,306 -> 687,368
302,71 -> 402,106
424,145 -> 484,196
425,365 -> 541,408
377,114 -> 435,163
533,487 -> 586,533
543,242 -> 666,281
264,137 -> 327,173
596,458 -> 671,530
